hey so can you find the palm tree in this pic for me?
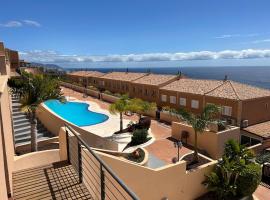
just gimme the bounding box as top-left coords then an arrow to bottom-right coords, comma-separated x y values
109,94 -> 130,132
9,73 -> 64,152
129,98 -> 156,120
172,104 -> 220,163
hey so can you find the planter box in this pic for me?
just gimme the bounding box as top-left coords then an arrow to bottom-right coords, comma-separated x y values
101,93 -> 119,103
86,88 -> 100,98
160,111 -> 181,124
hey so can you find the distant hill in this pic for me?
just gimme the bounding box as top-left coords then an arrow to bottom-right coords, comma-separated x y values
30,62 -> 64,70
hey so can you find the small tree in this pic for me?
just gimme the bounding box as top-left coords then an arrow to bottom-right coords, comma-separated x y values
171,104 -> 220,163
129,98 -> 156,120
8,73 -> 64,152
203,139 -> 261,199
109,94 -> 130,132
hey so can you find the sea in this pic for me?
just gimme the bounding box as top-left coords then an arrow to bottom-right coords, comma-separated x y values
65,66 -> 270,89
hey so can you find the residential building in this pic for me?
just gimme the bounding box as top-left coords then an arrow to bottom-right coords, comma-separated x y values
67,70 -> 105,88
97,71 -> 146,94
5,49 -> 19,71
160,78 -> 270,127
0,42 -> 10,76
129,73 -> 179,103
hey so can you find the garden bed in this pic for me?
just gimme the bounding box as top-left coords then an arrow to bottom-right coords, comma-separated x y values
181,152 -> 212,170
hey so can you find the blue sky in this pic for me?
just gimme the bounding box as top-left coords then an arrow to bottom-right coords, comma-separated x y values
1,0 -> 270,68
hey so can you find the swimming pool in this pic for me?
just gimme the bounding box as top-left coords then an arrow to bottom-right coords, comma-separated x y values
44,100 -> 109,126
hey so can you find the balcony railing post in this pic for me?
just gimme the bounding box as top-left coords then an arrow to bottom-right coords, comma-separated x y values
78,141 -> 82,183
100,165 -> 105,200
65,130 -> 70,164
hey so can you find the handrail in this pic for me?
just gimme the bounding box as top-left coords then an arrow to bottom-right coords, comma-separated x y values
64,124 -> 139,200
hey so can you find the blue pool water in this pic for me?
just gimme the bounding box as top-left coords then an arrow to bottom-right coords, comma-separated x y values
44,100 -> 109,126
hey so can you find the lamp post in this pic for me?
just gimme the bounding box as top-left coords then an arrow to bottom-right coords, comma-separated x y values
174,140 -> 183,162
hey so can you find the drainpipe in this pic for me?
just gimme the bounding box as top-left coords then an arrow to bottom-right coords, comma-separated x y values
237,100 -> 242,127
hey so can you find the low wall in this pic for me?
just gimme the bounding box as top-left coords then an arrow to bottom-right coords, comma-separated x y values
160,111 -> 181,124
36,104 -> 119,150
15,137 -> 59,153
97,151 -> 216,200
100,93 -> 119,103
171,122 -> 240,159
13,149 -> 60,172
60,81 -> 100,98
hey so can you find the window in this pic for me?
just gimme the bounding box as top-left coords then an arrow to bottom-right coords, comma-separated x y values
221,106 -> 232,116
101,81 -> 105,86
179,97 -> 186,106
161,95 -> 167,102
191,100 -> 199,109
170,96 -> 176,104
266,103 -> 269,109
145,89 -> 148,95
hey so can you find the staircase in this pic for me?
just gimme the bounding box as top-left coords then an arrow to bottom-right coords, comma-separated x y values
11,95 -> 53,146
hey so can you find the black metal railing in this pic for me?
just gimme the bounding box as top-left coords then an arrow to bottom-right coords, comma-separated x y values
65,124 -> 139,200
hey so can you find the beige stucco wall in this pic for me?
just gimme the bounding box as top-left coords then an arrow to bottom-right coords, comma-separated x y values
0,105 -> 8,200
97,151 -> 216,200
36,104 -> 119,150
13,149 -> 60,172
0,80 -> 15,195
171,122 -> 240,159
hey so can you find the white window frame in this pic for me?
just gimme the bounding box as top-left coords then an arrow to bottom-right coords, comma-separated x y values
191,100 -> 199,109
221,106 -> 232,116
179,97 -> 186,106
170,96 -> 176,104
161,94 -> 167,102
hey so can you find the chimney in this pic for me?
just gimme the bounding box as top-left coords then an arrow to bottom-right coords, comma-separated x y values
177,70 -> 182,80
224,75 -> 228,82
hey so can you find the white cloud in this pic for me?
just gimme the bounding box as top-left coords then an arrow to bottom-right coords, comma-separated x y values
215,33 -> 260,39
215,34 -> 241,39
0,21 -> 22,27
0,20 -> 41,28
23,20 -> 41,27
251,39 -> 270,44
19,49 -> 270,64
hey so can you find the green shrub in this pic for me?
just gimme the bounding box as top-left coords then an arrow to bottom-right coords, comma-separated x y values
131,129 -> 149,146
256,151 -> 270,164
237,163 -> 262,196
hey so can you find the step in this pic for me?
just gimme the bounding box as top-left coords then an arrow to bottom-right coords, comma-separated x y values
12,113 -> 28,121
15,136 -> 52,147
14,126 -> 31,134
13,121 -> 30,129
12,112 -> 26,117
15,133 -> 47,144
13,118 -> 30,125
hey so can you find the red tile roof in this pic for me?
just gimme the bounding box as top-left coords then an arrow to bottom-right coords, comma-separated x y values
68,71 -> 105,78
243,121 -> 270,138
161,78 -> 270,100
101,72 -> 146,82
132,74 -> 178,86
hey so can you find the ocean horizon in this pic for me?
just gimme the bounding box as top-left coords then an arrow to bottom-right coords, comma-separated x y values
64,66 -> 270,89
